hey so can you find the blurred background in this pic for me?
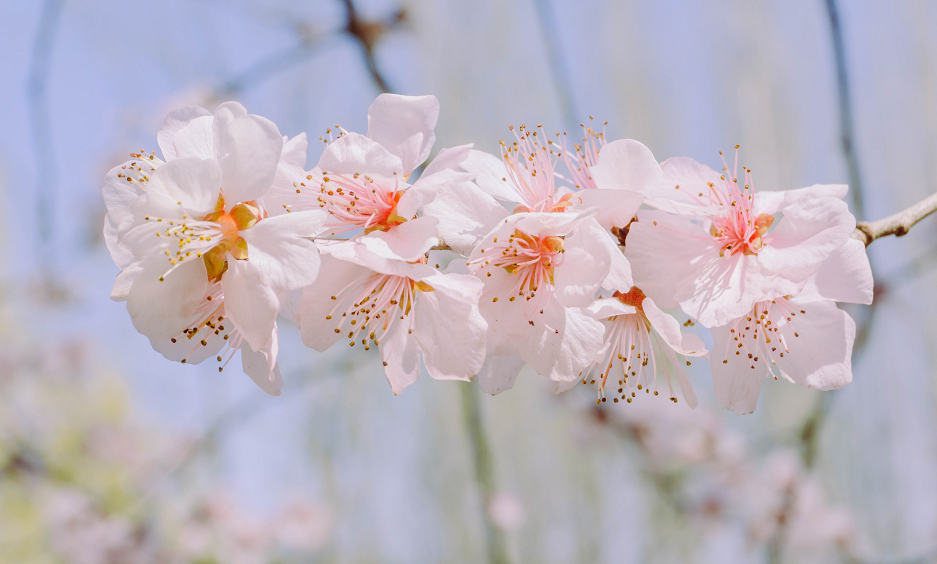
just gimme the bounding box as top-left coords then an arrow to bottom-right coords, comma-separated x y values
2,0 -> 937,562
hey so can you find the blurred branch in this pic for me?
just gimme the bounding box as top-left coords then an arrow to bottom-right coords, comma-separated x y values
460,384 -> 512,564
532,0 -> 577,130
342,0 -> 405,94
217,0 -> 405,98
825,0 -> 865,220
27,0 -> 65,286
219,32 -> 332,97
853,191 -> 937,246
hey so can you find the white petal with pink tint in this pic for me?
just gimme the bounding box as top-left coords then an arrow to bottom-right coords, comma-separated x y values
222,255 -> 283,352
710,297 -> 855,415
317,132 -> 403,177
366,93 -> 439,175
414,272 -> 486,381
157,106 -> 212,160
127,257 -> 208,341
216,114 -> 284,208
422,143 -> 473,177
241,327 -> 283,396
801,239 -> 873,305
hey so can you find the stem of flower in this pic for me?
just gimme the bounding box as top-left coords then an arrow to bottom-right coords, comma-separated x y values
459,383 -> 511,564
854,191 -> 937,247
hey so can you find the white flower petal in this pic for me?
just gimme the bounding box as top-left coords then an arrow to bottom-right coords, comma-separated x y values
366,93 -> 439,174
317,132 -> 403,177
554,218 -> 615,307
239,210 -> 326,291
758,196 -> 855,272
149,157 -> 221,218
210,101 -> 248,149
642,297 -> 707,357
216,114 -> 284,207
222,255 -> 283,352
775,298 -> 855,391
461,150 -> 521,202
754,184 -> 849,215
379,314 -> 422,395
584,298 -> 636,319
422,143 -> 473,177
127,257 -> 208,341
110,260 -> 143,302
398,168 -> 473,219
800,239 -> 873,305
710,324 -> 767,415
241,327 -> 283,396
355,215 -> 439,262
573,188 -> 644,231
477,353 -> 527,395
591,139 -> 671,196
422,177 -> 508,255
413,272 -> 486,381
157,106 -> 212,160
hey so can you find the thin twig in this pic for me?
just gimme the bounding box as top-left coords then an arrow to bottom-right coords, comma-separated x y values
825,0 -> 865,220
853,191 -> 937,246
27,0 -> 65,285
219,35 -> 331,97
342,0 -> 404,94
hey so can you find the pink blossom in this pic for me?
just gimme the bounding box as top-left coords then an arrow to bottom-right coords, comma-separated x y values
710,239 -> 873,414
265,94 -> 475,237
299,218 -> 487,394
594,140 -> 857,327
468,213 -> 630,392
103,102 -> 327,394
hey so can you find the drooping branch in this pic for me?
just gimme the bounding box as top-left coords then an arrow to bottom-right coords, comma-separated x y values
27,0 -> 65,287
853,191 -> 937,247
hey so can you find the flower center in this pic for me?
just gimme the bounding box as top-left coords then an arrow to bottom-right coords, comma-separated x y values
470,228 -> 564,330
581,291 -> 684,405
147,194 -> 261,283
710,211 -> 774,257
720,297 -> 805,375
314,172 -> 410,235
325,272 -> 434,350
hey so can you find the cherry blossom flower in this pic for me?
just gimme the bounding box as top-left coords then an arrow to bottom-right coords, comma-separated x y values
594,140 -> 857,327
563,286 -> 707,407
298,218 -> 487,394
710,239 -> 873,414
468,212 -> 631,392
457,125 -> 643,233
104,102 -> 327,394
266,93 -> 475,237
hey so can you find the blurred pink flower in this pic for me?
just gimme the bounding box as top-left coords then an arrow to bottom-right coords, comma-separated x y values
487,492 -> 526,531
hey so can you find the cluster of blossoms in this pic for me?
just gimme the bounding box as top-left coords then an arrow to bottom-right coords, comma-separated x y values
103,94 -> 872,414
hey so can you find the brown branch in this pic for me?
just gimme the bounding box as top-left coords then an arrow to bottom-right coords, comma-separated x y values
342,0 -> 405,94
853,191 -> 937,246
